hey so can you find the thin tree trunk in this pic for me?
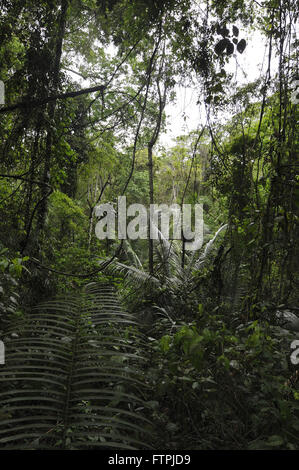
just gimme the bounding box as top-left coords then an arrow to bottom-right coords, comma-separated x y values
36,0 -> 68,251
147,50 -> 168,273
148,143 -> 155,275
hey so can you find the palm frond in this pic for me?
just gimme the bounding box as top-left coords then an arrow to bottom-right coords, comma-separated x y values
122,240 -> 143,268
193,224 -> 228,270
101,260 -> 160,287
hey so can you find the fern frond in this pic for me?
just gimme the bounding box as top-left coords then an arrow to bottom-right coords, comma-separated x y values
193,224 -> 228,270
0,283 -> 151,450
101,261 -> 160,287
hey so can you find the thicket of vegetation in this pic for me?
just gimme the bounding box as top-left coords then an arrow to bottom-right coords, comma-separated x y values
0,0 -> 298,450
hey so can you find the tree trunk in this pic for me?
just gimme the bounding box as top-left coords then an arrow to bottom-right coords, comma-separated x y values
36,0 -> 69,253
148,143 -> 154,275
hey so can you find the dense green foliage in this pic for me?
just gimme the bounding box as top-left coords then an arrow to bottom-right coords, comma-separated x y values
0,0 -> 298,450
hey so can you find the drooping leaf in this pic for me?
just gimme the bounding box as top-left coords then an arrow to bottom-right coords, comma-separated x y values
215,39 -> 228,55
237,39 -> 247,54
232,25 -> 239,37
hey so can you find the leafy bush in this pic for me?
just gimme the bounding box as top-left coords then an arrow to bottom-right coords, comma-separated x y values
0,245 -> 28,331
146,308 -> 299,449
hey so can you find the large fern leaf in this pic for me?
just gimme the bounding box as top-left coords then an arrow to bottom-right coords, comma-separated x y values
0,282 -> 152,449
